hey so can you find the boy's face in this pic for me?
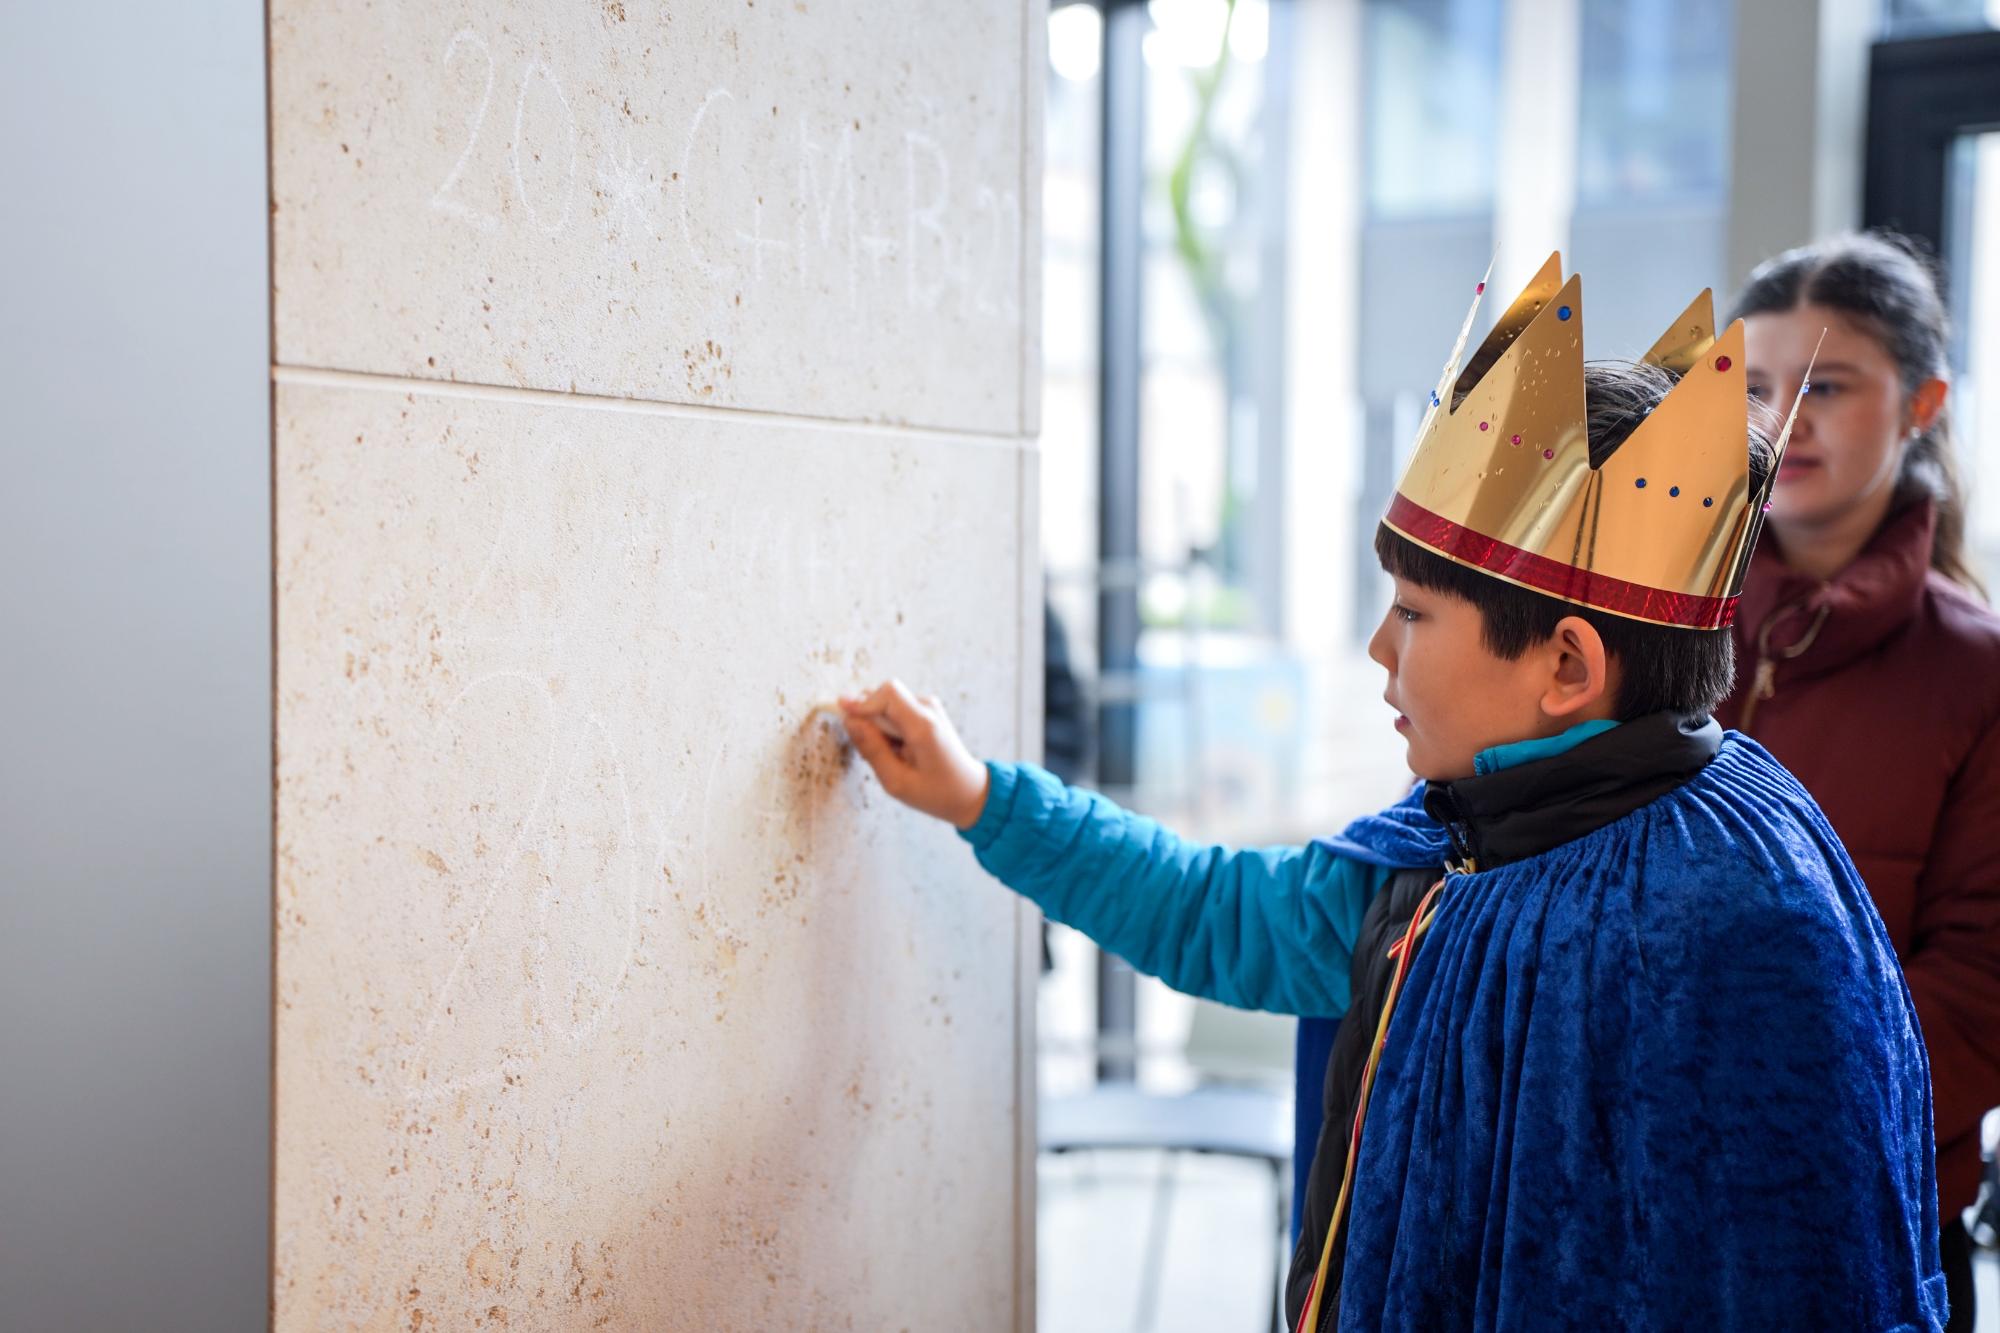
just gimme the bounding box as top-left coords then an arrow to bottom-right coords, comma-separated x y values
1367,577 -> 1575,782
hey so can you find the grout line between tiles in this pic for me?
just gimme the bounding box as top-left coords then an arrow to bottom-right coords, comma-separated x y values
271,364 -> 1036,450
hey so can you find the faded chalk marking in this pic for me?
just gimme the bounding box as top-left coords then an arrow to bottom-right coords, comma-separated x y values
796,117 -> 860,306
532,712 -> 645,1045
595,110 -> 660,242
736,194 -> 791,287
677,88 -> 738,284
399,669 -> 560,1103
430,29 -> 500,233
510,58 -> 579,236
416,37 -> 1027,342
903,130 -> 952,311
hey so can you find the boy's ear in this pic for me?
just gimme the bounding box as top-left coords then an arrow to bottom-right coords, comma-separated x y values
1543,616 -> 1612,720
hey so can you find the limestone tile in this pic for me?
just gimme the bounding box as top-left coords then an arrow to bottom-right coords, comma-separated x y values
270,1 -> 1033,435
273,379 -> 1027,1331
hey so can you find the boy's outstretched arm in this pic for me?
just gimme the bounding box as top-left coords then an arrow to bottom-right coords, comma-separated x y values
839,681 -> 1377,1017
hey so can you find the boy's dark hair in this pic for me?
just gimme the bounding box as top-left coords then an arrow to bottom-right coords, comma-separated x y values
1375,359 -> 1775,721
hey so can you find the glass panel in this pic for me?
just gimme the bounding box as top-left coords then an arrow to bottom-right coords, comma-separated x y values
1123,0 -> 1291,826
1569,0 -> 1732,360
1948,131 -> 2000,584
1037,4 -> 1107,1113
1138,0 -> 1276,638
1364,0 -> 1505,218
1576,0 -> 1734,206
1043,0 -> 1104,695
1882,0 -> 2000,36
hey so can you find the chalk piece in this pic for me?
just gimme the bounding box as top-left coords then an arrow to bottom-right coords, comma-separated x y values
810,699 -> 903,742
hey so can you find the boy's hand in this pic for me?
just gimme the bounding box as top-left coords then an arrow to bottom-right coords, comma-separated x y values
838,681 -> 990,830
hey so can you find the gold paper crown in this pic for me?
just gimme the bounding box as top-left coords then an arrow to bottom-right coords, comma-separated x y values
1383,252 -> 1812,630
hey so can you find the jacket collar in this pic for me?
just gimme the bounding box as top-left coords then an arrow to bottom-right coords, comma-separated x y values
1423,712 -> 1722,870
1733,497 -> 1935,686
1473,718 -> 1620,776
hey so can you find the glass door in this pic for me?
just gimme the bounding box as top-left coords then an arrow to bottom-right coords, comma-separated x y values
1866,25 -> 2000,579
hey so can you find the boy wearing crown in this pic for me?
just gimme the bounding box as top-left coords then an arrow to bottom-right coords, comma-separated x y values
839,257 -> 1946,1331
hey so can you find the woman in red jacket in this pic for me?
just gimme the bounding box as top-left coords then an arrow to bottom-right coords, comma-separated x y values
1726,231 -> 2000,1331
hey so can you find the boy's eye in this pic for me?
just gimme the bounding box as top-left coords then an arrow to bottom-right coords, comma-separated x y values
1810,381 -> 1841,399
1393,602 -> 1421,623
1747,382 -> 1768,402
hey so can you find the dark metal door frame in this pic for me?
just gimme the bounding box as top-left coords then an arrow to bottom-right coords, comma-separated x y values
1863,27 -> 2000,257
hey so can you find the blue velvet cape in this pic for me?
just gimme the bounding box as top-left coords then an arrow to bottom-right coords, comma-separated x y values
1320,734 -> 1946,1330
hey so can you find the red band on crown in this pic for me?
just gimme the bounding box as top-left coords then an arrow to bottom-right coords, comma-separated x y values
1383,493 -> 1738,630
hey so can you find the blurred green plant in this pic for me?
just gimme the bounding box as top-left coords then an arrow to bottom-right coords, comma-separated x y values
1162,0 -> 1256,628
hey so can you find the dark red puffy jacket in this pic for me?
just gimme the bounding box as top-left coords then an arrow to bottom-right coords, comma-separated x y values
1719,498 -> 2000,1216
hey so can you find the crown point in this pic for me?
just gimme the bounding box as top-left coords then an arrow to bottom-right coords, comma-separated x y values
1511,433 -> 1522,445
1714,354 -> 1732,372
1636,478 -> 1648,489
1479,421 -> 1490,432
1558,305 -> 1573,321
1670,486 -> 1681,497
1642,290 -> 1719,373
1704,497 -> 1715,507
1542,448 -> 1555,460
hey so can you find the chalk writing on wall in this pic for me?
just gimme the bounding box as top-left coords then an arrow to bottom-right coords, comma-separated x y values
422,27 -> 1021,322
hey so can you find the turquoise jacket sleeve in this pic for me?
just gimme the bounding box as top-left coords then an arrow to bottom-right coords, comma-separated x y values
958,761 -> 1384,1017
